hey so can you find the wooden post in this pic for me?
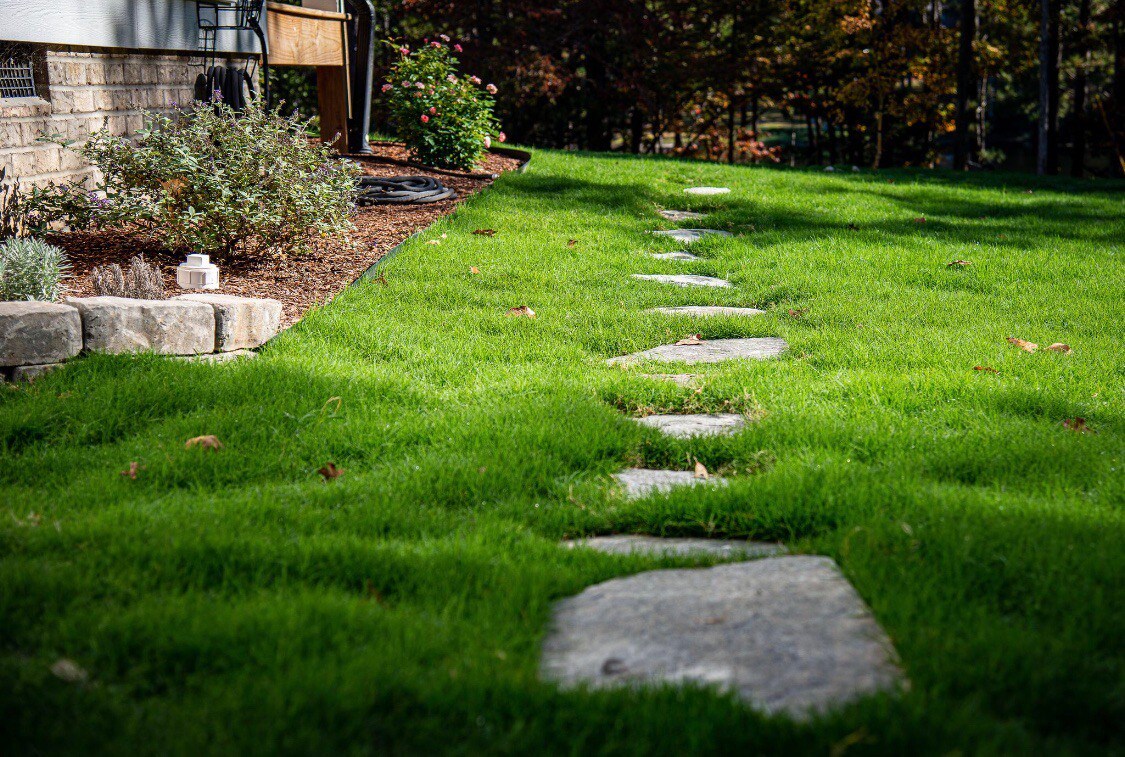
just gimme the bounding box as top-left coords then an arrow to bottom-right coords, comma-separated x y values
317,66 -> 348,150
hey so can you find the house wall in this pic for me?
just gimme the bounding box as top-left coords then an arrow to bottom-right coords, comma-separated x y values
1,48 -> 254,188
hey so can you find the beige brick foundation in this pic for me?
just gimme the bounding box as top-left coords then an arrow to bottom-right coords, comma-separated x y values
0,47 -> 253,188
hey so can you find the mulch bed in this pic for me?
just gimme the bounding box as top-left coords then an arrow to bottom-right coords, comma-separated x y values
49,142 -> 523,327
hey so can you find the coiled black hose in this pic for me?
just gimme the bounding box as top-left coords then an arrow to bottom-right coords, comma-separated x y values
355,176 -> 457,205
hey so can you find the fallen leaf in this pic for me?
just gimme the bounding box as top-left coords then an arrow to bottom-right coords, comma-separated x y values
1006,337 -> 1038,353
947,260 -> 971,268
426,239 -> 441,245
185,435 -> 223,451
567,239 -> 578,247
887,178 -> 896,184
788,308 -> 808,318
370,274 -> 388,286
973,366 -> 999,373
120,461 -> 142,479
847,223 -> 860,231
472,229 -> 497,236
693,460 -> 709,479
1062,417 -> 1094,433
469,266 -> 480,274
914,216 -> 926,224
506,305 -> 536,318
50,658 -> 88,683
160,178 -> 187,197
317,462 -> 344,480
675,333 -> 704,346
1046,343 -> 1072,354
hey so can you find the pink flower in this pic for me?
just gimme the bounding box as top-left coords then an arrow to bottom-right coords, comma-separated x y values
446,74 -> 457,83
401,81 -> 411,88
399,46 -> 410,55
429,106 -> 436,114
486,83 -> 498,94
420,115 -> 429,123
430,41 -> 442,48
454,44 -> 463,52
484,135 -> 491,148
381,83 -> 393,92
498,132 -> 506,143
439,34 -> 450,42
416,82 -> 425,89
469,75 -> 481,85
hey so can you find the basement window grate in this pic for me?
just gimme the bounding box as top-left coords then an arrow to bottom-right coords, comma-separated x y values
0,45 -> 38,99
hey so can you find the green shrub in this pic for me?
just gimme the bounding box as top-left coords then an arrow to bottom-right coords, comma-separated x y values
0,237 -> 69,301
382,37 -> 503,170
22,100 -> 360,260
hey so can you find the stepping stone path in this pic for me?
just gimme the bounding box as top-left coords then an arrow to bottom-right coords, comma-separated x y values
634,413 -> 745,438
607,337 -> 788,366
650,251 -> 700,261
683,187 -> 730,195
564,535 -> 785,559
631,274 -> 732,289
647,305 -> 764,318
638,373 -> 697,386
613,468 -> 726,500
540,556 -> 905,719
651,229 -> 732,244
658,209 -> 707,221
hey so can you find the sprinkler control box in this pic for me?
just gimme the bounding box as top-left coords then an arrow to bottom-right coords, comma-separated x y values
176,254 -> 220,290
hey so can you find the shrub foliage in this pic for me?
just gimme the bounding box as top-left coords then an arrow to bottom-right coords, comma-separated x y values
0,237 -> 69,302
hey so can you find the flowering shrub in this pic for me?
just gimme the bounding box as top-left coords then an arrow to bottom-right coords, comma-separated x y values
0,237 -> 69,301
22,100 -> 360,259
382,38 -> 503,170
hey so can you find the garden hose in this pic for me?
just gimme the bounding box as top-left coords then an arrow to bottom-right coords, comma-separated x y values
355,176 -> 457,205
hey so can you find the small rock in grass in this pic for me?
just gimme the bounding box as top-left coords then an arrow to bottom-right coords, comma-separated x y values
608,337 -> 788,366
633,413 -> 746,438
631,274 -> 732,289
563,535 -> 785,558
613,468 -> 726,499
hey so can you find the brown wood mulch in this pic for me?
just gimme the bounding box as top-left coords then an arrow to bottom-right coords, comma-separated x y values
49,142 -> 523,327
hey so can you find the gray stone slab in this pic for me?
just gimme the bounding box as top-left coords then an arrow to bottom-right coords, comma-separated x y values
658,209 -> 707,222
650,251 -> 700,261
612,468 -> 727,500
607,337 -> 788,366
638,373 -> 697,386
651,229 -> 732,244
634,413 -> 746,438
0,301 -> 82,367
631,274 -> 732,289
683,187 -> 730,196
7,362 -> 65,382
564,535 -> 785,559
648,306 -> 765,318
66,296 -> 215,356
175,349 -> 258,364
540,556 -> 905,719
175,293 -> 281,351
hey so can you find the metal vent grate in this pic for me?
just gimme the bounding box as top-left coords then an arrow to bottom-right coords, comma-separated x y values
0,45 -> 38,99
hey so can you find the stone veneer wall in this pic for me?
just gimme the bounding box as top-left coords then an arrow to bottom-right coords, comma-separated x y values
0,47 -> 252,188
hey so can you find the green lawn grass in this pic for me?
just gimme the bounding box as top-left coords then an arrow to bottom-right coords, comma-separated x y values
1,151 -> 1123,754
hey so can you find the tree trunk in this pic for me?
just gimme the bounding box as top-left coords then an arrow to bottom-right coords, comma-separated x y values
873,109 -> 884,170
954,0 -> 976,169
728,97 -> 737,163
1037,0 -> 1057,174
630,107 -> 644,154
1071,0 -> 1091,177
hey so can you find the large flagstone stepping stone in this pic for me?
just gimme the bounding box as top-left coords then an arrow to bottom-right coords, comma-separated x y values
613,468 -> 726,500
540,556 -> 905,719
650,251 -> 700,261
684,187 -> 730,195
631,274 -> 732,289
648,305 -> 765,318
651,229 -> 732,244
659,209 -> 707,221
633,413 -> 745,438
564,535 -> 785,559
607,337 -> 788,366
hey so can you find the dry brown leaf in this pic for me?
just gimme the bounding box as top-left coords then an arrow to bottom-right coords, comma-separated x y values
675,333 -> 704,346
469,266 -> 480,274
1062,418 -> 1094,433
120,461 -> 142,479
185,435 -> 223,451
1046,343 -> 1072,354
472,228 -> 497,237
788,308 -> 808,318
506,305 -> 536,318
317,462 -> 344,480
160,178 -> 187,197
426,239 -> 441,245
947,260 -> 971,268
914,216 -> 926,224
973,366 -> 999,373
567,239 -> 578,247
1006,337 -> 1038,353
693,460 -> 709,479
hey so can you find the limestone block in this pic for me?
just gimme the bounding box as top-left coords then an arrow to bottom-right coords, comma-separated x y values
0,302 -> 82,367
66,297 -> 215,355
